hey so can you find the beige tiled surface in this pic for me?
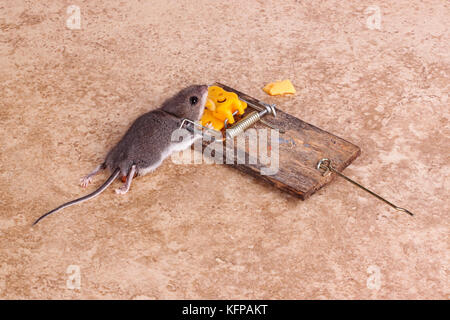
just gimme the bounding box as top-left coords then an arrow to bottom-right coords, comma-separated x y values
0,0 -> 448,299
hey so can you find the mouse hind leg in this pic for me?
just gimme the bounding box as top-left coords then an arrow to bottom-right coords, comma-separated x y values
80,163 -> 106,188
115,164 -> 136,195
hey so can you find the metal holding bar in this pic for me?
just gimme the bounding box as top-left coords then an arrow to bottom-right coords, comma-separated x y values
316,158 -> 414,216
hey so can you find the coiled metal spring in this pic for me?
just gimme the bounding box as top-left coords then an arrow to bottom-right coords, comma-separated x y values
225,111 -> 261,140
225,104 -> 277,140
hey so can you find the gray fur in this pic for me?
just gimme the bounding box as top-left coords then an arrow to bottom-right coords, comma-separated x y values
105,85 -> 208,176
34,84 -> 208,225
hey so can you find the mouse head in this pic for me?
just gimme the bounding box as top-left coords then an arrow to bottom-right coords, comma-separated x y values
161,85 -> 208,121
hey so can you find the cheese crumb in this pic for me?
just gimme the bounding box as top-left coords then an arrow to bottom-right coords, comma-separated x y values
263,79 -> 296,96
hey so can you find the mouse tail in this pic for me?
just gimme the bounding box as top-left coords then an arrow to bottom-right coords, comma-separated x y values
33,168 -> 120,226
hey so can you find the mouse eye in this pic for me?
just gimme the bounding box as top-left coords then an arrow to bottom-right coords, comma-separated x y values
189,96 -> 198,105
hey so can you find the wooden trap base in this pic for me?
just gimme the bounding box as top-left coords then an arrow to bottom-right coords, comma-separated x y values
201,83 -> 361,200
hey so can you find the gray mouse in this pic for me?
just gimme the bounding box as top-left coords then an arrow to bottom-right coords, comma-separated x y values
33,84 -> 208,225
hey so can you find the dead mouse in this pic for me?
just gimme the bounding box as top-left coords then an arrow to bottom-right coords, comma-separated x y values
33,84 -> 208,225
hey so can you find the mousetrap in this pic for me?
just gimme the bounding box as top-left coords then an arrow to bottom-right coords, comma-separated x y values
182,82 -> 360,199
183,82 -> 413,215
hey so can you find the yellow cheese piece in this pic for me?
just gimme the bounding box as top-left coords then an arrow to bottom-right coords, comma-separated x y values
200,86 -> 248,131
201,109 -> 226,131
263,80 -> 296,96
